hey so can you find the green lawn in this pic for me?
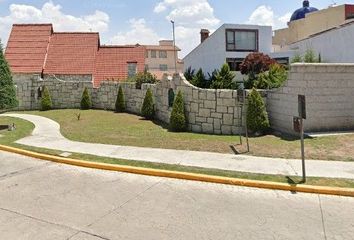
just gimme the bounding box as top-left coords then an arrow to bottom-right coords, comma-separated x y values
21,109 -> 354,161
1,114 -> 354,189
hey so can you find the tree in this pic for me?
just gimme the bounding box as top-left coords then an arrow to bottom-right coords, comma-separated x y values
169,90 -> 187,132
115,86 -> 125,112
141,88 -> 154,119
80,87 -> 92,110
253,64 -> 287,89
210,63 -> 237,89
134,69 -> 157,89
291,53 -> 302,63
304,49 -> 317,63
0,39 -> 18,109
191,68 -> 207,88
184,66 -> 195,81
246,88 -> 270,134
240,53 -> 277,88
40,86 -> 52,111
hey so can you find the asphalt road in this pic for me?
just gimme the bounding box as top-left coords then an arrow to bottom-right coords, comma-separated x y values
0,151 -> 353,240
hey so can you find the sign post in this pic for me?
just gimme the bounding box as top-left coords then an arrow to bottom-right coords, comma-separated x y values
298,95 -> 306,183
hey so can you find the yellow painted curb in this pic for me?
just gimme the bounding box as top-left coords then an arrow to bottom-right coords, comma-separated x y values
1,144 -> 354,197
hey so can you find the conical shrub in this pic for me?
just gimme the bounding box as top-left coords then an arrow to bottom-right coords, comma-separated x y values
0,39 -> 18,109
40,86 -> 52,111
141,88 -> 154,119
115,86 -> 125,112
80,87 -> 92,110
169,90 -> 187,132
246,88 -> 270,134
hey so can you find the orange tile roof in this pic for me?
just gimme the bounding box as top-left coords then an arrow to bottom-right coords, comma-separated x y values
5,24 -> 53,73
43,32 -> 99,75
94,46 -> 145,87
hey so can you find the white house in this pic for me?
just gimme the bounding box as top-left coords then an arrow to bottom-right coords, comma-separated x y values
183,24 -> 293,75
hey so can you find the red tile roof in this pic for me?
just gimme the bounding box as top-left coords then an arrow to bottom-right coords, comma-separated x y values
94,46 -> 145,87
44,32 -> 99,75
5,24 -> 53,73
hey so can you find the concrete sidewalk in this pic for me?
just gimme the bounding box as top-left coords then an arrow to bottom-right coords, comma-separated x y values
3,113 -> 354,179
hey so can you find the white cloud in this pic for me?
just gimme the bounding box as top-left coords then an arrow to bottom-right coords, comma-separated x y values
154,0 -> 220,57
247,5 -> 291,29
110,18 -> 160,45
0,1 -> 110,45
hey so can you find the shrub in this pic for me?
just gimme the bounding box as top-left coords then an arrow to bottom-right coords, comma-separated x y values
40,86 -> 52,111
115,86 -> 125,112
184,67 -> 195,81
210,63 -> 237,89
191,68 -> 208,88
135,69 -> 157,89
141,88 -> 155,119
291,53 -> 302,63
253,64 -> 287,89
304,49 -> 318,63
80,87 -> 92,110
169,90 -> 187,132
240,52 -> 277,82
246,88 -> 270,134
0,39 -> 18,109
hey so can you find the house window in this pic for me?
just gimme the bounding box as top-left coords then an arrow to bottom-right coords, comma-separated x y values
145,50 -> 149,58
226,29 -> 258,52
151,50 -> 157,58
159,50 -> 167,58
159,64 -> 168,71
226,58 -> 244,71
127,62 -> 137,78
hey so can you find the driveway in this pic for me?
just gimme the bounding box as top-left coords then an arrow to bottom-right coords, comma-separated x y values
0,151 -> 353,240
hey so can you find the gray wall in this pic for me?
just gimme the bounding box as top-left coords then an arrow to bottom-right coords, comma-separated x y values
267,63 -> 354,133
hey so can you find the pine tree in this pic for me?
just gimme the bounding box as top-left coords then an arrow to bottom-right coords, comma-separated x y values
169,90 -> 187,132
115,86 -> 125,112
0,39 -> 18,109
141,88 -> 154,119
246,88 -> 270,134
80,87 -> 92,110
211,63 -> 236,89
40,86 -> 52,111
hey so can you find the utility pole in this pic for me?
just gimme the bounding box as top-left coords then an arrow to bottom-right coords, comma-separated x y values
171,20 -> 177,74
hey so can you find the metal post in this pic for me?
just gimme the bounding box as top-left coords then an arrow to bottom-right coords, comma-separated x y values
171,20 -> 177,74
300,118 -> 306,183
242,79 -> 250,152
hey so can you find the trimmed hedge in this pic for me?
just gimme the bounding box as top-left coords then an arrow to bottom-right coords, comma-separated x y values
115,86 -> 125,112
141,88 -> 154,119
169,90 -> 187,132
246,88 -> 270,134
40,86 -> 52,111
80,87 -> 92,110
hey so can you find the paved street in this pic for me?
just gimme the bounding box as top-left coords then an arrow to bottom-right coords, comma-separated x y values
0,151 -> 354,239
4,113 -> 354,179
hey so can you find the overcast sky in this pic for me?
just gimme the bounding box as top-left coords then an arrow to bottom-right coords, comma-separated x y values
1,0 -> 353,57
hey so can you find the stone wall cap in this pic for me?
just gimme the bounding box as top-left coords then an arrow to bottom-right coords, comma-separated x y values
291,63 -> 354,67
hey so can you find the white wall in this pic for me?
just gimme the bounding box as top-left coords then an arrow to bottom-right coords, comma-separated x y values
289,23 -> 354,63
183,24 -> 274,75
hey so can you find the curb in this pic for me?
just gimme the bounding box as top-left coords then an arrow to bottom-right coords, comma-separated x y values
1,144 -> 354,197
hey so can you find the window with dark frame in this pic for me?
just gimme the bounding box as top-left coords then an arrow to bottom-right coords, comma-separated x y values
159,50 -> 167,58
225,29 -> 258,52
151,50 -> 157,58
159,64 -> 168,71
226,58 -> 244,71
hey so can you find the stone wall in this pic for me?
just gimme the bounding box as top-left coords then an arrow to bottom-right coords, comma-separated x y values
13,73 -> 245,135
267,63 -> 354,134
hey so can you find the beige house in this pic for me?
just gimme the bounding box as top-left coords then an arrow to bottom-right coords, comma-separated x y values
273,1 -> 354,48
144,40 -> 183,78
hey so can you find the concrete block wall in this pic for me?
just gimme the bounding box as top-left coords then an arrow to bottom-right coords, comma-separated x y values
267,63 -> 354,134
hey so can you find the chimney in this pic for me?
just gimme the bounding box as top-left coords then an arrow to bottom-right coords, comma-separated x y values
200,29 -> 210,43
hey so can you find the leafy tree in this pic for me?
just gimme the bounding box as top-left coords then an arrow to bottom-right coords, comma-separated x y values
80,87 -> 92,110
141,88 -> 154,119
169,90 -> 187,132
240,53 -> 277,88
184,66 -> 195,81
134,69 -> 157,89
115,86 -> 125,112
210,63 -> 237,89
253,64 -> 287,89
0,39 -> 18,109
40,86 -> 52,111
246,88 -> 270,134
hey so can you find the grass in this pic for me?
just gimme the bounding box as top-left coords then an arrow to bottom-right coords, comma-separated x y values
19,109 -> 354,161
1,115 -> 354,189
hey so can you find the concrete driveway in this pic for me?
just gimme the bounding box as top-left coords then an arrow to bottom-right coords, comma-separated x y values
0,151 -> 353,240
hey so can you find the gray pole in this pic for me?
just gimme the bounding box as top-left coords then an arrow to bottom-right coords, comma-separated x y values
171,20 -> 177,74
300,118 -> 306,183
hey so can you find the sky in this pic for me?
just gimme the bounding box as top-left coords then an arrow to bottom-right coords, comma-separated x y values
0,0 -> 353,57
